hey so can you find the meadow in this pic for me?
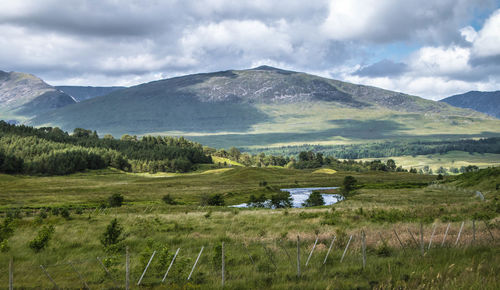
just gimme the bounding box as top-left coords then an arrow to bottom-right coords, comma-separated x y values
0,166 -> 499,289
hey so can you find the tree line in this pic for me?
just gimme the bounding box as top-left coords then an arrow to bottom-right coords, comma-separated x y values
0,121 -> 211,175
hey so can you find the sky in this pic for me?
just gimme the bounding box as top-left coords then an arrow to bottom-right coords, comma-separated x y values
1,0 -> 499,100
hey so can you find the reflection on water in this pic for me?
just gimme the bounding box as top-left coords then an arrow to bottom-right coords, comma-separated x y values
232,187 -> 342,208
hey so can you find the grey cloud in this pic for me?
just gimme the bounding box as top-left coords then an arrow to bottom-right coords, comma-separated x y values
354,60 -> 408,77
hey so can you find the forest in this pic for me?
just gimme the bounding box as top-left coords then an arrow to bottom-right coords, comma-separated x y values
244,137 -> 500,159
0,121 -> 211,175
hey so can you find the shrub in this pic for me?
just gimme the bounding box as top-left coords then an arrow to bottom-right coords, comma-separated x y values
203,194 -> 225,206
0,218 -> 15,248
270,191 -> 293,208
100,219 -> 124,251
162,194 -> 177,205
29,225 -> 55,252
302,191 -> 325,207
60,208 -> 71,220
108,193 -> 124,207
248,193 -> 267,207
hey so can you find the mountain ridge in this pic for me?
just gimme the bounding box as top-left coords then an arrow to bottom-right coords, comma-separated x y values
440,90 -> 500,119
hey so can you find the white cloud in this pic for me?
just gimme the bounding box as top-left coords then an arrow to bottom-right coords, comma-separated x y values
471,9 -> 500,58
408,46 -> 471,76
460,26 -> 478,43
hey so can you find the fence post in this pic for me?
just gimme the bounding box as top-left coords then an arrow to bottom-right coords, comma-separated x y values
125,246 -> 130,290
162,248 -> 180,283
420,222 -> 424,256
455,221 -> 464,246
428,224 -> 436,250
484,221 -> 495,241
9,257 -> 13,290
323,236 -> 336,265
296,236 -> 300,278
222,242 -> 225,287
188,246 -> 204,280
69,261 -> 89,289
362,231 -> 366,269
40,265 -> 58,289
340,235 -> 353,263
407,228 -> 419,247
393,229 -> 404,249
97,257 -> 119,287
472,220 -> 476,245
137,250 -> 156,286
305,237 -> 318,267
441,223 -> 451,247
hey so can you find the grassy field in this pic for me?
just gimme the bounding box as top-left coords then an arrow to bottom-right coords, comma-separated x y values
0,167 -> 499,289
357,151 -> 500,173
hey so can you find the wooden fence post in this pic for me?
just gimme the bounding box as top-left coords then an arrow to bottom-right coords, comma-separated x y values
472,220 -> 476,245
362,231 -> 366,269
340,235 -> 353,263
188,246 -> 204,280
69,262 -> 89,289
162,248 -> 180,283
305,237 -> 318,267
420,222 -> 424,256
441,223 -> 451,247
97,257 -> 119,287
393,229 -> 404,249
40,265 -> 58,289
125,246 -> 130,290
428,224 -> 436,250
137,250 -> 156,286
9,257 -> 13,290
455,221 -> 464,246
323,236 -> 336,265
296,236 -> 300,278
222,242 -> 225,287
484,221 -> 495,241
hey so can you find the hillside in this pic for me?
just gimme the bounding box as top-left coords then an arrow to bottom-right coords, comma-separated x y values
56,85 -> 126,102
28,66 -> 500,148
0,70 -> 75,121
440,91 -> 500,119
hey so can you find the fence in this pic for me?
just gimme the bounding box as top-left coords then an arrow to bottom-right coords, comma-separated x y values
1,219 -> 497,288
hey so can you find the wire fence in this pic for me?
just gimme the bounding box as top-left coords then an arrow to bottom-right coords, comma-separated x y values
1,219 -> 497,288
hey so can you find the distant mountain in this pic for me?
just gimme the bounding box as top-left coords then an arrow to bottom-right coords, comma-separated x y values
0,70 -> 76,121
56,86 -> 126,102
440,91 -> 500,119
26,66 -> 500,148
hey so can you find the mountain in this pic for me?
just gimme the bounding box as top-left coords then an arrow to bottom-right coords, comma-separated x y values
0,70 -> 76,121
28,66 -> 500,148
56,86 -> 126,102
440,91 -> 500,119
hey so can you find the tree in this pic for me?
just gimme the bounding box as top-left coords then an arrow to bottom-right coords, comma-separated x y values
228,147 -> 241,161
342,176 -> 357,198
303,191 -> 325,207
386,159 -> 396,171
28,225 -> 55,252
108,193 -> 124,207
100,219 -> 124,250
201,194 -> 225,206
270,191 -> 293,208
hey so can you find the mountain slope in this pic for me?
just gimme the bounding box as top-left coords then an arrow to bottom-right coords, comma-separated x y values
0,70 -> 76,121
440,91 -> 500,119
29,66 -> 500,148
56,86 -> 126,102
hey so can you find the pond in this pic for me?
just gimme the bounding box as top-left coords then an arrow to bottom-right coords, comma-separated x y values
231,187 -> 342,208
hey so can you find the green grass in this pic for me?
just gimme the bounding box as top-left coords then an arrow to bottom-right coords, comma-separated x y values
0,167 -> 498,288
357,150 -> 500,173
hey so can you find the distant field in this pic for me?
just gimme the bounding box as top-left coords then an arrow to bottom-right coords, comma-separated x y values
357,151 -> 500,173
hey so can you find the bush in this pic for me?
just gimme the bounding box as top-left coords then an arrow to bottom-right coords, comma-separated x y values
270,191 -> 293,208
202,194 -> 225,206
302,191 -> 325,207
162,194 -> 177,205
101,219 -> 124,251
60,208 -> 71,220
108,193 -> 124,207
29,225 -> 55,252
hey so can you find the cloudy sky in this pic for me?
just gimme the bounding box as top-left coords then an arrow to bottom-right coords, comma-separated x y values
1,0 -> 499,100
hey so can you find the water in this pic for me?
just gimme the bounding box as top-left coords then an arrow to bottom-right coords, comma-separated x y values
231,187 -> 342,208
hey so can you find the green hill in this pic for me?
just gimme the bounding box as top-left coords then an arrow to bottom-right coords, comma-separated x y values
26,66 -> 500,148
441,90 -> 500,119
56,85 -> 126,102
0,70 -> 76,121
